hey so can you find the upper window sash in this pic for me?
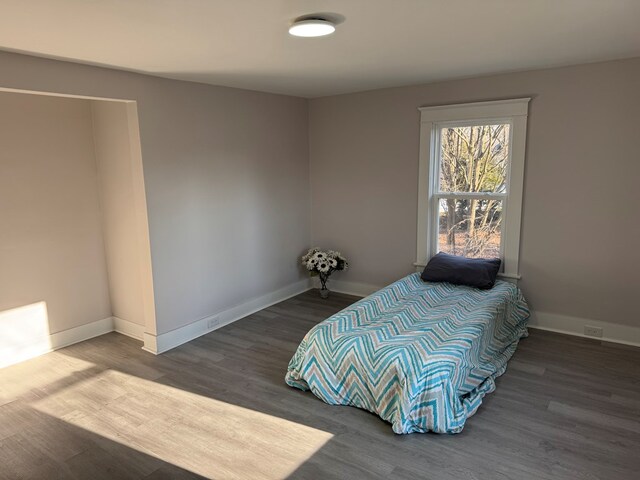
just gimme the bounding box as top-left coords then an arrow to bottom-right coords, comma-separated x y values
434,119 -> 513,195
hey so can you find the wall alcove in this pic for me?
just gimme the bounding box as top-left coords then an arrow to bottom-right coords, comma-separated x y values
0,89 -> 156,367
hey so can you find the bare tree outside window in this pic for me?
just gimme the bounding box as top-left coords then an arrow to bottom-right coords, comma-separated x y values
437,124 -> 509,258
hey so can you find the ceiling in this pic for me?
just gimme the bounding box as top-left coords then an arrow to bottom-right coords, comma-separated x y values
0,0 -> 638,98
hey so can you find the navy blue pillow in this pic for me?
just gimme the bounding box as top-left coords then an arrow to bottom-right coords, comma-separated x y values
421,252 -> 501,290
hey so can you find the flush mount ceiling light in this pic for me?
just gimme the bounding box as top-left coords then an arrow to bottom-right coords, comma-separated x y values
288,18 -> 336,37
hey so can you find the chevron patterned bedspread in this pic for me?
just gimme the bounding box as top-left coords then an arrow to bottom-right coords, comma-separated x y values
285,273 -> 530,434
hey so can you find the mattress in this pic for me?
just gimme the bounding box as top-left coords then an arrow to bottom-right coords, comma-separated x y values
285,272 -> 530,434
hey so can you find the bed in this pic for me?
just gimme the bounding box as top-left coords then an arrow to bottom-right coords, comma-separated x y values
285,272 -> 530,434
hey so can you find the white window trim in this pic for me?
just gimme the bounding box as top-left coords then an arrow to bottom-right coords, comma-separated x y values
415,98 -> 530,281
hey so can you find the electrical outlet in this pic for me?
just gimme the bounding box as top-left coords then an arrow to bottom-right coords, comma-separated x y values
207,316 -> 220,330
584,325 -> 603,338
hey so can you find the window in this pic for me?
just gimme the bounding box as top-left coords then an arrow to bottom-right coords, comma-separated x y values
416,99 -> 530,279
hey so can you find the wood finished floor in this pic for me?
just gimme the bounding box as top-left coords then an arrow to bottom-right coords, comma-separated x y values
1,290 -> 639,480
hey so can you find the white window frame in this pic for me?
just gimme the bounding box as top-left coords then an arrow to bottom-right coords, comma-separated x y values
416,98 -> 530,280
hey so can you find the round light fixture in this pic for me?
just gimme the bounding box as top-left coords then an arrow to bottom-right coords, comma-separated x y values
289,18 -> 336,37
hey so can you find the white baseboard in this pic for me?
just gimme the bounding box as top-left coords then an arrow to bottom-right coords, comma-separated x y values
49,316 -> 115,350
143,278 -> 312,354
2,279 -> 314,366
1,316 -> 114,369
6,281 -> 634,369
528,311 -> 640,348
113,316 -> 145,340
327,279 -> 640,348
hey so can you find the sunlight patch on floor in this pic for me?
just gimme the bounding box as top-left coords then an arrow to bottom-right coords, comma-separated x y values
0,301 -> 51,369
32,368 -> 333,479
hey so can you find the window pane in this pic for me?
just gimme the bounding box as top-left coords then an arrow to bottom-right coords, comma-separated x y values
439,124 -> 510,193
437,198 -> 502,258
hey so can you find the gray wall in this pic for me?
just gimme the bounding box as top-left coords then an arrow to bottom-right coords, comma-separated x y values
0,91 -> 111,333
0,51 -> 310,336
2,49 -> 637,338
309,58 -> 640,327
92,100 -> 155,331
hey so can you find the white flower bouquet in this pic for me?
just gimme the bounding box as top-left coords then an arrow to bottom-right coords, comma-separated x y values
301,247 -> 348,298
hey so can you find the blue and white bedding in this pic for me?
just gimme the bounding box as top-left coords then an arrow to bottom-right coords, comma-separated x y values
285,273 -> 530,434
